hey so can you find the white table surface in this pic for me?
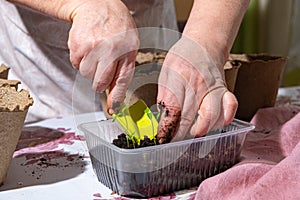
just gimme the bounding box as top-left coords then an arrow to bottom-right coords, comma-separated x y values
0,112 -> 196,200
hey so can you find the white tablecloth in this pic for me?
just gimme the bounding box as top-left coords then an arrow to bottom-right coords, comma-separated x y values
0,112 -> 196,200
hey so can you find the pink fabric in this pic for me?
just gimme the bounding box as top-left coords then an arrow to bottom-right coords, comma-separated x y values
195,105 -> 300,200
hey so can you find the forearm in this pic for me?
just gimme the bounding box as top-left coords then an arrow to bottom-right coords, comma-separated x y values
7,0 -> 129,23
183,0 -> 250,65
7,0 -> 84,21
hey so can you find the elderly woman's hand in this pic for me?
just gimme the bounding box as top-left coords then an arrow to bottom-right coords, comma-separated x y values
68,0 -> 139,113
156,37 -> 238,144
155,0 -> 249,144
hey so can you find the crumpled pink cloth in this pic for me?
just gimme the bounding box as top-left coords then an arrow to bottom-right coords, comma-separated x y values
195,105 -> 300,200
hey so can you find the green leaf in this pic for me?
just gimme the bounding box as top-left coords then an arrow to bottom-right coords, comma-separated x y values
121,105 -> 127,114
144,107 -> 150,114
144,108 -> 152,120
112,114 -> 118,122
156,112 -> 161,120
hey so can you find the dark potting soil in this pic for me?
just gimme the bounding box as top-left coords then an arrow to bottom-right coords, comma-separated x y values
91,135 -> 241,198
112,129 -> 227,149
112,133 -> 158,149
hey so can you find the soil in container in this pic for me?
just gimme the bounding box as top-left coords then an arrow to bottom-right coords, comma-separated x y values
90,135 -> 241,198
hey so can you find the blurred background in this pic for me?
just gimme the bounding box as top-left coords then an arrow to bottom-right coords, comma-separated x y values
174,0 -> 300,87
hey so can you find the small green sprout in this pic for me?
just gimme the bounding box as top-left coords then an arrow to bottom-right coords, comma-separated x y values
127,131 -> 136,148
156,112 -> 161,121
144,108 -> 156,144
112,105 -> 127,122
112,105 -> 137,148
112,100 -> 158,148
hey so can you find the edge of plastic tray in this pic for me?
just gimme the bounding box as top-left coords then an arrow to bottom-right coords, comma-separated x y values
78,118 -> 255,153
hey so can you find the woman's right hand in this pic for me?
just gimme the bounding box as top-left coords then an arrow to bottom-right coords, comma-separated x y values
67,0 -> 139,114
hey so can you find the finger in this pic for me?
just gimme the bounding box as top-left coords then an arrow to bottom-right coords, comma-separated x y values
222,91 -> 238,125
79,46 -> 104,79
156,104 -> 181,144
157,65 -> 185,144
156,53 -> 187,108
190,88 -> 227,137
107,56 -> 135,113
156,84 -> 181,144
173,83 -> 199,142
157,85 -> 182,144
171,116 -> 193,142
68,31 -> 94,69
210,91 -> 237,130
157,83 -> 182,109
92,60 -> 118,93
70,51 -> 84,70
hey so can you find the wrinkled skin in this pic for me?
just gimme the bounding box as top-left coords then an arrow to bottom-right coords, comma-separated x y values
155,0 -> 250,144
9,0 -> 247,142
157,37 -> 238,144
68,0 -> 139,113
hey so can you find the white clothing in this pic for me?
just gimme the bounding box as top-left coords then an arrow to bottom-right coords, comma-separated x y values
0,0 -> 178,122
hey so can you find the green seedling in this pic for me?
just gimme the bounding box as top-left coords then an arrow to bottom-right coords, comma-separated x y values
112,100 -> 158,147
144,107 -> 156,144
129,100 -> 158,142
127,131 -> 136,149
112,105 -> 140,147
155,112 -> 161,121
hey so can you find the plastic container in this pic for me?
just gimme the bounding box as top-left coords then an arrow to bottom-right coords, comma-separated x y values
78,119 -> 254,198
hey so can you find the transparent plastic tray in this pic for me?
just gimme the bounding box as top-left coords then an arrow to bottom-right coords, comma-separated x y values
78,119 -> 254,198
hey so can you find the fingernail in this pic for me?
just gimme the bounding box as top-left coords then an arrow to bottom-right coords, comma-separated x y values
95,86 -> 105,93
108,108 -> 114,115
158,137 -> 167,144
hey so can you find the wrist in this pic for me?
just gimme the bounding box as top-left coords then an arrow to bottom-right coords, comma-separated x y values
58,0 -> 98,22
65,0 -> 130,22
7,0 -> 84,22
182,0 -> 250,66
182,28 -> 230,67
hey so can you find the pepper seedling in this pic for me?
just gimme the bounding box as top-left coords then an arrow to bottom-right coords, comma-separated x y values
144,107 -> 156,144
112,104 -> 140,147
112,100 -> 158,146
